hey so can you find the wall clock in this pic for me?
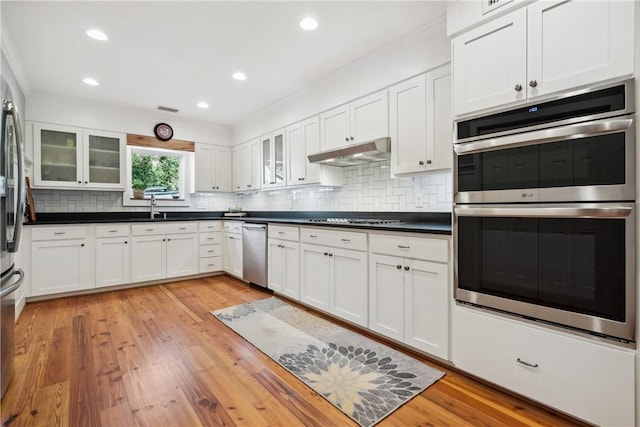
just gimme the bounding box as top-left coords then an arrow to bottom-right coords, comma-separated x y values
154,123 -> 173,141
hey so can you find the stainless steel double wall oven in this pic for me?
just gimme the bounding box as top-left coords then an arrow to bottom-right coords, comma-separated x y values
453,79 -> 636,343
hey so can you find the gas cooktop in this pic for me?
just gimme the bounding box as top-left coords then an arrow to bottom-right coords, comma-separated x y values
309,218 -> 403,225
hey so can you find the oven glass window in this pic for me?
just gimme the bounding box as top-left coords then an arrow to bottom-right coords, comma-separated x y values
457,216 -> 625,322
457,133 -> 625,192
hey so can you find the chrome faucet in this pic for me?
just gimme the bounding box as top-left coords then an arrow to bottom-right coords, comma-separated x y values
150,193 -> 160,219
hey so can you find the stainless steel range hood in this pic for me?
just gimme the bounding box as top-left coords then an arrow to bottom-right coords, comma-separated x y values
307,137 -> 391,167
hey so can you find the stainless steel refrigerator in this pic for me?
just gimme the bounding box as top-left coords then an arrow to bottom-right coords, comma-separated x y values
0,75 -> 26,400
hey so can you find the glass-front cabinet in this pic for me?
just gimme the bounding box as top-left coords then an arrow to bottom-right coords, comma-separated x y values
261,129 -> 285,189
32,122 -> 126,190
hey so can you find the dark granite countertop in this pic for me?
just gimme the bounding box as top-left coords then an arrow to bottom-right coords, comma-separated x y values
27,211 -> 452,235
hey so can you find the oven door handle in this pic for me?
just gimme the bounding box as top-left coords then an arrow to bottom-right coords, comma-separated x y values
454,205 -> 633,219
454,116 -> 634,155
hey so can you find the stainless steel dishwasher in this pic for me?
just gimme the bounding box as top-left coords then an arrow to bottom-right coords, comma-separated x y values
242,223 -> 268,288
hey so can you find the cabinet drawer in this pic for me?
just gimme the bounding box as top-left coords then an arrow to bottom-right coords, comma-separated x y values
165,222 -> 198,234
300,227 -> 367,251
199,257 -> 222,273
31,226 -> 87,241
453,306 -> 635,427
199,244 -> 222,258
131,223 -> 172,236
369,234 -> 448,263
199,221 -> 222,232
224,221 -> 243,233
96,224 -> 130,238
268,225 -> 299,241
199,232 -> 221,245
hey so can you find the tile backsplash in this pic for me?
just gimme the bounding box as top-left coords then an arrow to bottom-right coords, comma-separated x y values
33,161 -> 452,213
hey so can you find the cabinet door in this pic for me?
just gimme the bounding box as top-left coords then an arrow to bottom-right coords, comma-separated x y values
300,244 -> 331,311
425,65 -> 453,171
262,130 -> 286,188
320,105 -> 350,151
404,259 -> 449,359
166,234 -> 198,278
350,90 -> 388,144
261,134 -> 272,187
527,0 -> 634,99
286,123 -> 304,185
33,123 -> 83,188
268,239 -> 285,293
368,254 -> 404,341
195,144 -> 214,192
83,129 -> 126,190
241,140 -> 260,191
331,247 -> 367,327
302,117 -> 321,184
223,234 -> 234,273
231,235 -> 243,278
390,74 -> 427,175
281,241 -> 300,300
131,235 -> 166,283
95,237 -> 131,287
452,8 -> 527,116
214,146 -> 232,191
31,239 -> 93,296
232,146 -> 242,191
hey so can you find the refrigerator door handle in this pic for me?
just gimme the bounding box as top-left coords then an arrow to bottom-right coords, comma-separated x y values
3,100 -> 25,253
0,269 -> 24,298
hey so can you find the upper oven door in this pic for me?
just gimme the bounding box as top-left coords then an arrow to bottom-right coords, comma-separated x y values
454,115 -> 635,203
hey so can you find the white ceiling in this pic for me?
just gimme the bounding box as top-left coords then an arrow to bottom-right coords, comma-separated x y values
1,1 -> 446,126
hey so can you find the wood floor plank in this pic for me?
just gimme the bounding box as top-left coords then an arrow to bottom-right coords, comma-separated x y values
2,276 -> 589,427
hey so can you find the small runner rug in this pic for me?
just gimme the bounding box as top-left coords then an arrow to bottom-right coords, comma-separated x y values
211,297 -> 444,427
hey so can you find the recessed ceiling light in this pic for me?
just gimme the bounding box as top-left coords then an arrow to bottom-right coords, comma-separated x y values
82,77 -> 100,86
197,102 -> 209,109
232,72 -> 247,81
86,29 -> 108,41
299,17 -> 319,31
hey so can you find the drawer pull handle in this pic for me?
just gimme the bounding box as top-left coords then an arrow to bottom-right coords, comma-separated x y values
54,232 -> 66,235
108,230 -> 118,233
397,245 -> 410,249
207,263 -> 215,267
341,239 -> 351,242
309,235 -> 318,238
146,228 -> 154,232
208,237 -> 215,240
208,250 -> 214,253
516,358 -> 538,368
278,231 -> 285,234
179,227 -> 187,230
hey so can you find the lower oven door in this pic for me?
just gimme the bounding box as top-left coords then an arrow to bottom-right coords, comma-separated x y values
454,203 -> 635,342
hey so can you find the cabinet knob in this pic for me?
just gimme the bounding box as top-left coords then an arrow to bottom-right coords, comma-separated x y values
529,80 -> 538,88
350,136 -> 354,141
124,241 -> 128,244
328,253 -> 333,257
426,160 -> 432,165
77,180 -> 82,184
404,266 -> 410,271
300,177 -> 305,181
345,137 -> 349,142
80,243 -> 85,247
84,181 -> 88,184
162,238 -> 166,242
514,84 -> 523,92
324,252 -> 328,256
396,265 -> 402,269
247,185 -> 252,188
419,161 -> 424,166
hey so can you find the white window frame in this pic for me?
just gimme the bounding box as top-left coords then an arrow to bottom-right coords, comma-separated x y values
123,145 -> 194,207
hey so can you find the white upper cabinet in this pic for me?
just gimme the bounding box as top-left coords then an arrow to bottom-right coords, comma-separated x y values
390,64 -> 452,176
33,123 -> 126,190
320,90 -> 388,151
287,117 -> 343,187
453,0 -> 635,117
195,143 -> 231,192
261,129 -> 286,189
234,138 -> 260,192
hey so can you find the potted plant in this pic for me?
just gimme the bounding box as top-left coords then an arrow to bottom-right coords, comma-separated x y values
131,153 -> 154,199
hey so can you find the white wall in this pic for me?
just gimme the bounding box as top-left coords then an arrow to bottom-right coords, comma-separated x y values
26,93 -> 232,146
232,17 -> 449,144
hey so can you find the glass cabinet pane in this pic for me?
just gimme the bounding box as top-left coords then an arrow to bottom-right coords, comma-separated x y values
40,129 -> 77,182
88,134 -> 121,184
274,134 -> 284,184
263,137 -> 271,185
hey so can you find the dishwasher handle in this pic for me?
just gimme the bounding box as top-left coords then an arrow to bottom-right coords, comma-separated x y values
242,224 -> 267,230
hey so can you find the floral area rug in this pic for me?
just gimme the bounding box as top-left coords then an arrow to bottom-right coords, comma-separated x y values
211,297 -> 444,427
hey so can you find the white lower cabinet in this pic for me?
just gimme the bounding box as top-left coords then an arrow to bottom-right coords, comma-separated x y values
368,233 -> 449,360
453,305 -> 636,427
223,222 -> 243,278
130,222 -> 198,283
31,225 -> 94,296
95,224 -> 130,288
199,221 -> 222,273
300,227 -> 368,327
268,224 -> 300,298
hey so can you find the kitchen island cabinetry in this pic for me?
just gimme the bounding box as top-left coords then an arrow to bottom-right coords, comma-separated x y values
369,233 -> 449,359
300,227 -> 368,327
195,144 -> 231,192
453,305 -> 635,427
95,224 -> 131,287
31,122 -> 126,190
223,221 -> 243,278
320,90 -> 388,151
268,225 -> 300,299
31,225 -> 95,296
286,117 -> 342,187
389,64 -> 452,176
452,0 -> 634,116
131,222 -> 198,283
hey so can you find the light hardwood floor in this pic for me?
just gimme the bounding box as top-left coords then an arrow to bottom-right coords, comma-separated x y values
1,275 -> 587,426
